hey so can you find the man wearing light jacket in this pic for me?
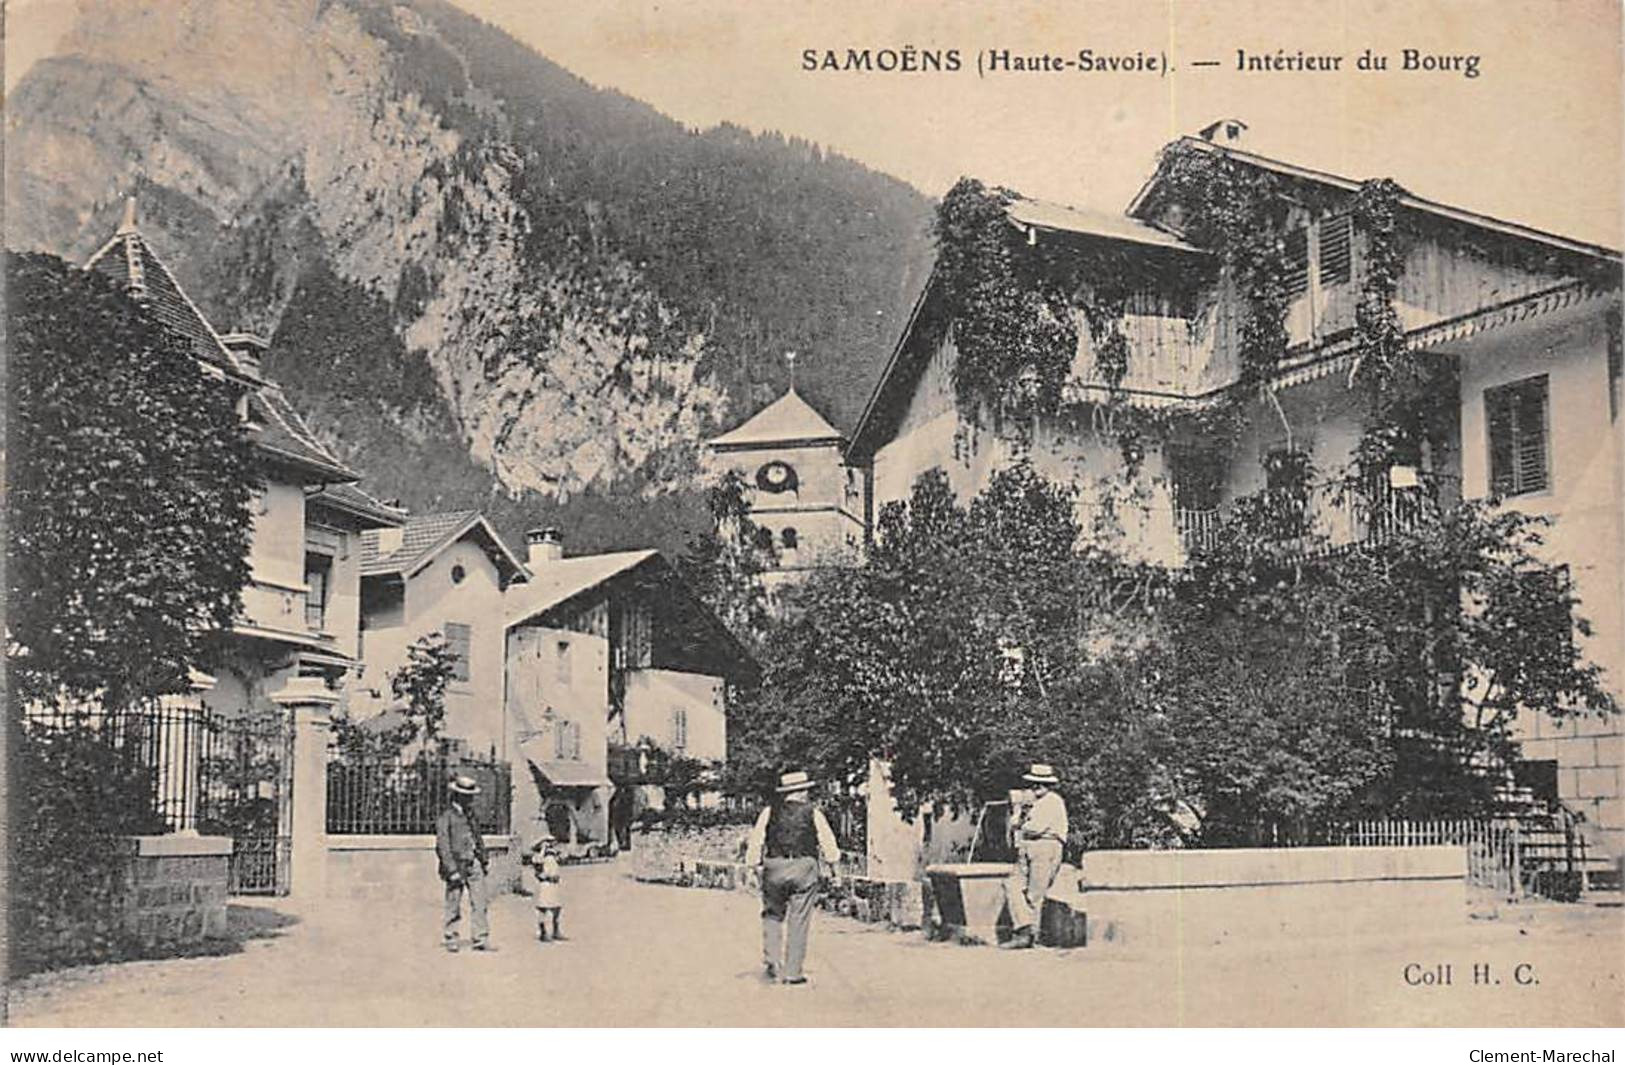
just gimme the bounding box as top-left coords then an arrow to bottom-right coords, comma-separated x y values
744,770 -> 842,985
435,774 -> 494,953
1002,763 -> 1068,950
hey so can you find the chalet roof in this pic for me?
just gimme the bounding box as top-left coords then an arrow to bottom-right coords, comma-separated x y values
504,549 -> 661,628
1129,136 -> 1622,262
850,137 -> 1623,463
706,388 -> 845,450
1005,196 -> 1202,253
360,510 -> 527,582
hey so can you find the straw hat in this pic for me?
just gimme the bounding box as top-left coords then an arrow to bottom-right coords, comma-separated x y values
775,770 -> 816,794
448,774 -> 481,796
1022,763 -> 1059,786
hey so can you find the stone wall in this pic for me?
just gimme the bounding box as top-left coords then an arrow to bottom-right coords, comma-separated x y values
628,824 -> 751,882
631,831 -> 927,931
1070,845 -> 1468,949
324,834 -> 516,904
120,835 -> 231,947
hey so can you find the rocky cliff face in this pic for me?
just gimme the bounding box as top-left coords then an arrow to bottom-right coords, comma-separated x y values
6,0 -> 932,530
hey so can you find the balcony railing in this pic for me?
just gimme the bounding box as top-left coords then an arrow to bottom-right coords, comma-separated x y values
1176,472 -> 1458,559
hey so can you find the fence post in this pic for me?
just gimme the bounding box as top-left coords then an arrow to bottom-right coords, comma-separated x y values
272,678 -> 340,900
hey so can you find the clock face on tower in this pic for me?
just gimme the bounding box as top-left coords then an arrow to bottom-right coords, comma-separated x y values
756,460 -> 798,493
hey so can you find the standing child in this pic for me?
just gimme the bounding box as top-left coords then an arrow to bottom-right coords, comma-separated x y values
529,837 -> 564,941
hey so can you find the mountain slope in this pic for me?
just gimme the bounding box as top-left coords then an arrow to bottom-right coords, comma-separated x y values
5,0 -> 933,552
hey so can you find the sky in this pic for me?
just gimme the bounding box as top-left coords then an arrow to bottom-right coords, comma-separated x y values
5,0 -> 1621,246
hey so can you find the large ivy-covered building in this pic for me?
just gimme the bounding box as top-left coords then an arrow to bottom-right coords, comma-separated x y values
846,123 -> 1624,867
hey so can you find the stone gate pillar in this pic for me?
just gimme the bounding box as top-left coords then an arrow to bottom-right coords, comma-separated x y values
272,677 -> 339,899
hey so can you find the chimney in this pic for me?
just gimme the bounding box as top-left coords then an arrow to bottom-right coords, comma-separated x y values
376,526 -> 405,557
526,527 -> 564,567
1196,118 -> 1249,146
220,332 -> 268,377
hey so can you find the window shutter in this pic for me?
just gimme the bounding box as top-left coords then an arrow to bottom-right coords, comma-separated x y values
444,623 -> 472,682
1318,214 -> 1353,286
1485,376 -> 1549,496
1283,228 -> 1309,298
1515,382 -> 1549,493
1486,389 -> 1516,495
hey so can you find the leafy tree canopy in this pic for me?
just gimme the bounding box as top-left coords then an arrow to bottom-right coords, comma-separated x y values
726,459 -> 1617,851
6,251 -> 258,712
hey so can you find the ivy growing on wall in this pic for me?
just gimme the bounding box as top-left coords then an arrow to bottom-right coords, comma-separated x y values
930,140 -> 1614,511
1145,140 -> 1303,387
932,178 -> 1200,434
1349,177 -> 1432,476
929,143 -> 1309,471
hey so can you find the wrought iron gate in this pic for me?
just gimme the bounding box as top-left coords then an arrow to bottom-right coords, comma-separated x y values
199,709 -> 294,896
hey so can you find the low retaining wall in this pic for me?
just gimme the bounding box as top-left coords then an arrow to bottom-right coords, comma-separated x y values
324,834 -> 516,902
629,825 -> 751,882
121,835 -> 231,947
1073,845 -> 1467,948
634,847 -> 926,931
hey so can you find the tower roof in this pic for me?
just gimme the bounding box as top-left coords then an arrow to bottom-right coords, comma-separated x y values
86,197 -> 245,375
706,388 -> 844,451
83,197 -> 363,484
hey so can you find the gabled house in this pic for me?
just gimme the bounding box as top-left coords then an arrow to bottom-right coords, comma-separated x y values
83,200 -> 406,894
357,511 -> 531,757
846,125 -> 1624,863
705,386 -> 865,588
503,529 -> 757,852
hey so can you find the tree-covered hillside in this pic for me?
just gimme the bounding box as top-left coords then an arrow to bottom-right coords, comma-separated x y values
6,0 -> 935,554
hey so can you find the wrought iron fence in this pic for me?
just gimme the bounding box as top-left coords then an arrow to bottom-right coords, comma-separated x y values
1329,818 -> 1524,898
326,752 -> 512,835
23,702 -> 262,832
23,701 -> 296,894
1250,817 -> 1525,897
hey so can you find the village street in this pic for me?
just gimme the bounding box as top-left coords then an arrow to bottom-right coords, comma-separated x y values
8,860 -> 1623,1028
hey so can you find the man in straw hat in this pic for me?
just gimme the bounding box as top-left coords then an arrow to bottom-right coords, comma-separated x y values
436,773 -> 494,952
1002,763 -> 1068,949
743,770 -> 842,984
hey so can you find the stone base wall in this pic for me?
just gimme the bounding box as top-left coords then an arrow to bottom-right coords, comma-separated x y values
324,834 -> 516,903
120,835 -> 231,947
628,825 -> 752,881
634,846 -> 927,931
1072,845 -> 1467,949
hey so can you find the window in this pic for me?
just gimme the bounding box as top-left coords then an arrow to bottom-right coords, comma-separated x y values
1486,375 -> 1550,496
304,553 -> 332,631
1318,214 -> 1353,286
1167,446 -> 1224,512
781,527 -> 799,551
450,563 -> 466,585
444,622 -> 472,683
1282,228 -> 1309,299
753,526 -> 775,551
552,719 -> 581,761
1263,448 -> 1311,537
997,638 -> 1026,692
619,603 -> 652,670
671,708 -> 688,752
555,640 -> 571,685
